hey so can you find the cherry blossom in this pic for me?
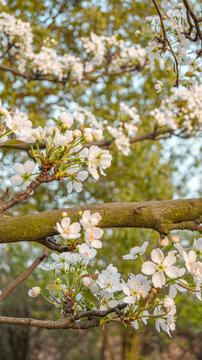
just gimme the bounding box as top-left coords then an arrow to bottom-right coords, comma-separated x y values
10,160 -> 35,189
80,210 -> 102,229
56,217 -> 81,240
123,241 -> 148,260
88,146 -> 112,180
84,226 -> 104,249
142,249 -> 185,288
122,274 -> 150,304
28,287 -> 41,298
78,243 -> 97,261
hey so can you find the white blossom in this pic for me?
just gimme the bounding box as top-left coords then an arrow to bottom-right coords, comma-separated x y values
80,210 -> 102,229
28,287 -> 41,298
88,146 -> 112,179
193,238 -> 202,257
56,217 -> 81,240
84,226 -> 104,249
10,160 -> 35,189
78,243 -> 97,261
123,241 -> 148,260
122,274 -> 150,304
142,248 -> 185,288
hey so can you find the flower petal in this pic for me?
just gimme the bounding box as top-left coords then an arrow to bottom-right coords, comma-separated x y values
152,271 -> 165,288
24,160 -> 35,173
165,266 -> 183,279
10,175 -> 23,186
122,284 -> 130,296
13,163 -> 25,175
151,248 -> 164,264
91,240 -> 102,249
142,261 -> 157,275
70,222 -> 81,233
123,296 -> 136,304
61,217 -> 70,228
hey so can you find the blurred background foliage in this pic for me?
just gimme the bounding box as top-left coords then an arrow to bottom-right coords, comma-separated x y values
0,0 -> 201,359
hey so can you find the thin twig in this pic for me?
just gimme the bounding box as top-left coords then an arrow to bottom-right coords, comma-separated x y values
0,249 -> 50,302
152,0 -> 179,86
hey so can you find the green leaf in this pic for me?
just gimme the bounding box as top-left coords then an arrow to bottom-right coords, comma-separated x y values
3,139 -> 24,145
185,72 -> 195,78
81,292 -> 100,307
46,284 -> 61,291
100,317 -> 106,326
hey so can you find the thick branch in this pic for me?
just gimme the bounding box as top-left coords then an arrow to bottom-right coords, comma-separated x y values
0,250 -> 49,302
0,198 -> 201,245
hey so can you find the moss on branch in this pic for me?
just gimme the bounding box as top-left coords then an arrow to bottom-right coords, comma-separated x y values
0,198 -> 201,245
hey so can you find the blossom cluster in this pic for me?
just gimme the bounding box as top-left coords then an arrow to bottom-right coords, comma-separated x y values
28,213 -> 202,336
0,103 -> 113,192
143,0 -> 201,87
0,10 -> 147,81
150,85 -> 202,132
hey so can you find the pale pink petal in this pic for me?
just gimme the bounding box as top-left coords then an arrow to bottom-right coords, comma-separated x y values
56,222 -> 63,234
163,253 -> 176,266
67,182 -> 73,193
91,212 -> 102,225
10,175 -> 23,186
77,171 -> 88,181
91,166 -> 99,180
89,146 -> 100,160
24,160 -> 35,173
61,217 -> 70,228
91,240 -> 102,249
152,271 -> 166,288
188,250 -> 196,263
122,284 -> 130,296
93,227 -> 104,239
82,210 -> 91,223
70,222 -> 81,233
142,261 -> 157,275
165,266 -> 182,279
74,181 -> 82,192
151,248 -> 164,264
123,296 -> 136,304
13,163 -> 25,175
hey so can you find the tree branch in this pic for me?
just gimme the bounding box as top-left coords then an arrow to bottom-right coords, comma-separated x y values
0,250 -> 50,302
1,128 -> 194,153
0,198 -> 201,246
182,0 -> 202,43
0,304 -> 127,329
152,0 -> 179,86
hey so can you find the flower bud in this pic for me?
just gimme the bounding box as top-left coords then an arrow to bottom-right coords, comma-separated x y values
28,287 -> 41,298
93,129 -> 103,141
154,297 -> 160,303
78,211 -> 82,216
163,297 -> 175,309
145,16 -> 152,23
0,108 -> 7,116
82,276 -> 93,288
171,235 -> 180,243
84,128 -> 93,142
62,212 -> 68,218
60,112 -> 73,129
159,237 -> 169,247
73,129 -> 81,138
152,288 -> 158,294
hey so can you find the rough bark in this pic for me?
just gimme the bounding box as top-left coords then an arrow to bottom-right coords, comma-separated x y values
0,198 -> 201,246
